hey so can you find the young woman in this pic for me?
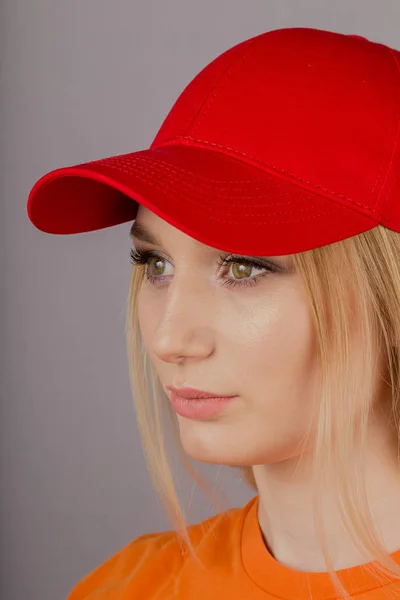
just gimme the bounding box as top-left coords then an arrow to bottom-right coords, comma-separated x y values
27,25 -> 400,600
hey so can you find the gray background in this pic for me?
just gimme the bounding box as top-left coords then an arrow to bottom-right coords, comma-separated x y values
2,1 -> 400,599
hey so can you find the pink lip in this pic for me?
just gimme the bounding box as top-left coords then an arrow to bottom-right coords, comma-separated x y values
166,385 -> 236,400
166,386 -> 238,419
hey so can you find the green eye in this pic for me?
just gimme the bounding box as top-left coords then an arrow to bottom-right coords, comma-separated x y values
231,262 -> 253,280
130,248 -> 283,289
148,256 -> 166,276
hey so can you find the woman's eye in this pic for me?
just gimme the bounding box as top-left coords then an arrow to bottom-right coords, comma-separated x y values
130,249 -> 172,283
148,256 -> 167,277
230,262 -> 260,280
130,248 -> 280,289
219,259 -> 275,288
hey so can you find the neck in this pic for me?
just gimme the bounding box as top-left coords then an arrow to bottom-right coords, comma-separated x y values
253,413 -> 400,572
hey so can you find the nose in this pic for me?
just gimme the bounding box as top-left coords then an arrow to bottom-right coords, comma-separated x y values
152,277 -> 215,365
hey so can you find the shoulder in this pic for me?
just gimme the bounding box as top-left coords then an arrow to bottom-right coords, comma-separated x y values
66,529 -> 182,599
66,498 -> 256,600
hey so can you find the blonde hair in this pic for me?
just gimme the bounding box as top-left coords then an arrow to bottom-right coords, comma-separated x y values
125,224 -> 400,599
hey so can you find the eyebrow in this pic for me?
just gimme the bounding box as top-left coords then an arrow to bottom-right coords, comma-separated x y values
129,221 -> 163,246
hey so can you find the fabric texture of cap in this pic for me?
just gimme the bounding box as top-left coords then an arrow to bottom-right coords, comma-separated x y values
27,26 -> 400,256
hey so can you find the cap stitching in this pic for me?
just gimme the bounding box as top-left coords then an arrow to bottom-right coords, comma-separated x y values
374,46 -> 400,224
189,36 -> 262,138
181,38 -> 257,139
111,153 -> 264,185
368,46 -> 400,200
100,153 -> 386,221
96,161 -> 344,225
370,109 -> 399,199
154,136 -> 380,217
130,154 -> 390,218
93,155 -> 299,192
97,160 -> 336,212
93,151 -> 380,219
93,153 -> 354,199
93,159 -> 326,200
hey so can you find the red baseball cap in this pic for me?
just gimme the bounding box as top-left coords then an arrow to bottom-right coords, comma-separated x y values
27,27 -> 400,256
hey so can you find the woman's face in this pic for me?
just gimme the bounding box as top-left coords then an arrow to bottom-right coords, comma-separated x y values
134,205 -> 321,466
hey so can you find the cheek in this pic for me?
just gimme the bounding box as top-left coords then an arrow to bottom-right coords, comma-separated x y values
226,289 -> 317,390
221,290 -> 320,460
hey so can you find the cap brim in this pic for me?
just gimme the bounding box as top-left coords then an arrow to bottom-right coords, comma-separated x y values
27,143 -> 378,256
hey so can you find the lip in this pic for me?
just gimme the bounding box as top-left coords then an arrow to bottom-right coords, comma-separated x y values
166,386 -> 238,420
166,385 -> 237,400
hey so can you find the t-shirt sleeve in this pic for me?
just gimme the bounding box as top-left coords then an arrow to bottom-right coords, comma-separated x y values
65,530 -> 184,599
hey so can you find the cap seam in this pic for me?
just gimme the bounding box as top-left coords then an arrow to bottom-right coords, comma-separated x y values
187,35 -> 263,138
95,153 -> 348,198
94,160 -> 344,224
99,160 -> 337,212
151,137 -> 380,220
181,39 -> 254,139
374,46 -> 400,223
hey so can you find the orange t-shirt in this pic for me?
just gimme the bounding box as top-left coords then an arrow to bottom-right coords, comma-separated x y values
66,495 -> 400,599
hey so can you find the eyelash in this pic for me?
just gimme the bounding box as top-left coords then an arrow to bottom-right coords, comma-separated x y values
129,248 -> 281,289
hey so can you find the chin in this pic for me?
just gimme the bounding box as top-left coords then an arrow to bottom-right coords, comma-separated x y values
176,416 -> 262,465
177,416 -> 304,467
